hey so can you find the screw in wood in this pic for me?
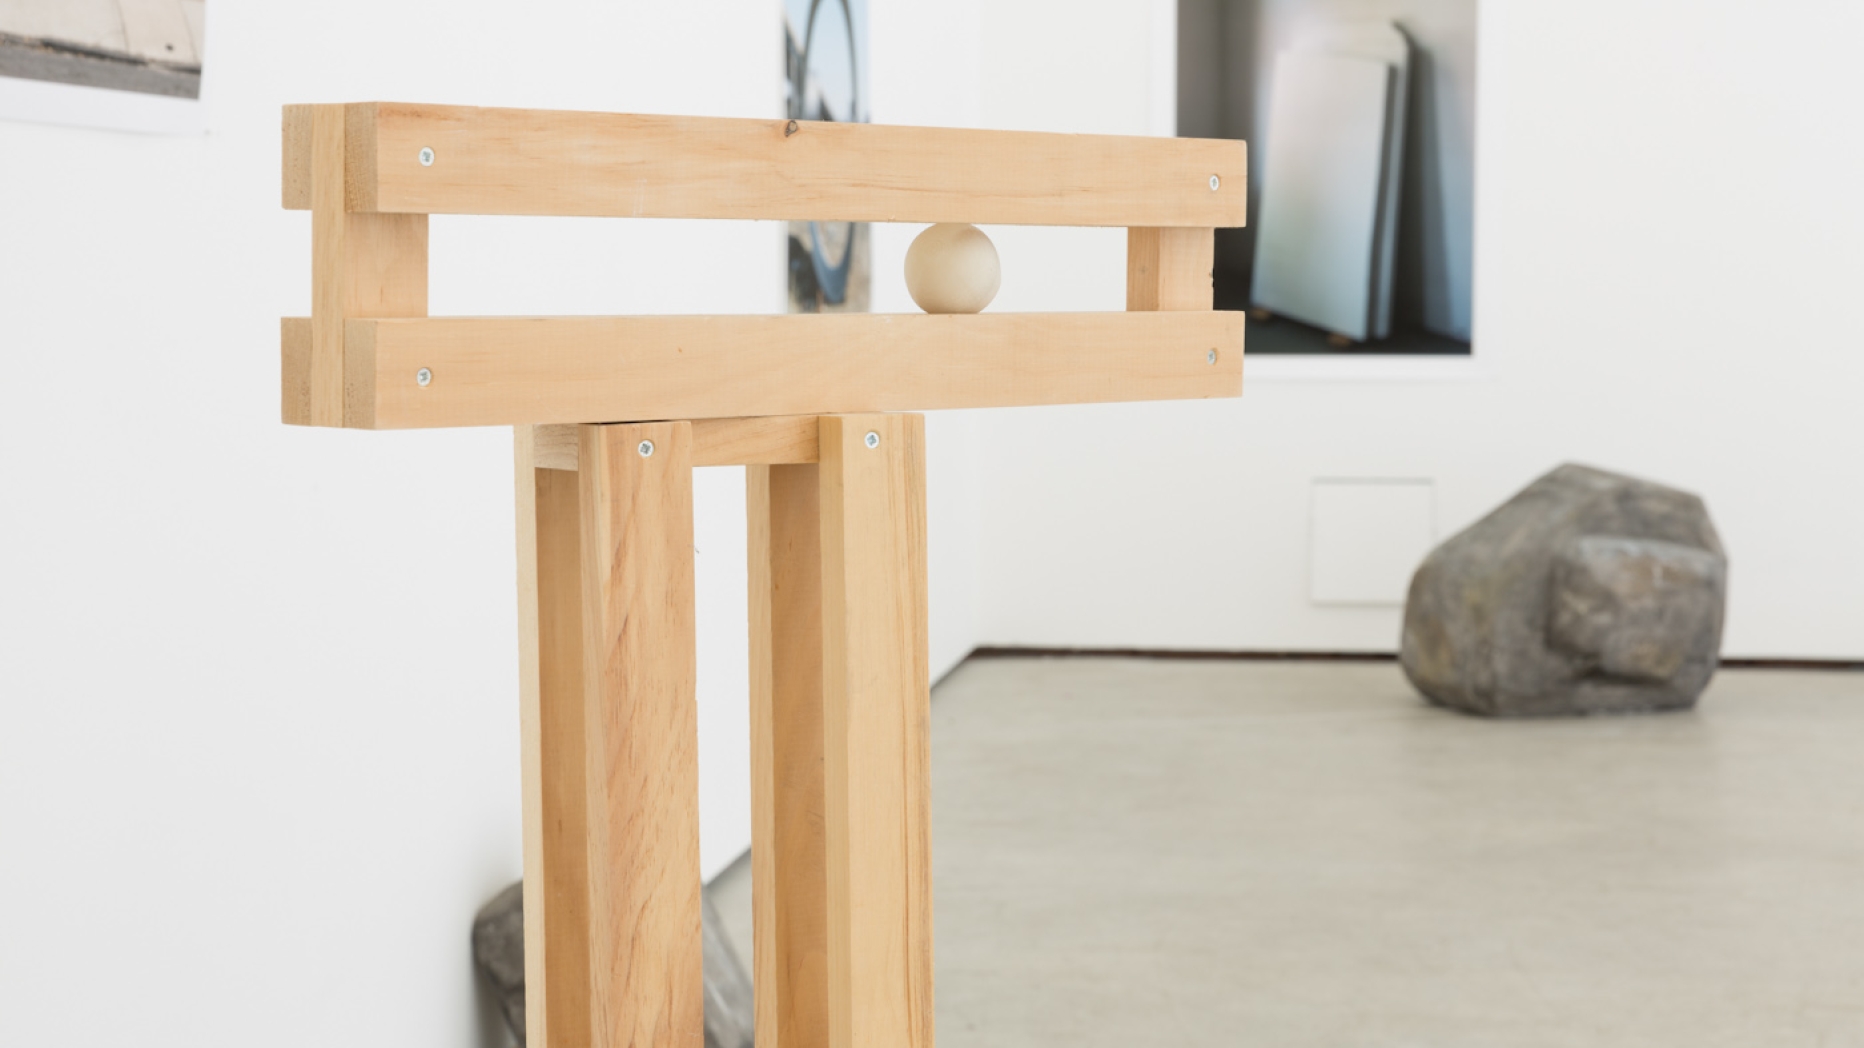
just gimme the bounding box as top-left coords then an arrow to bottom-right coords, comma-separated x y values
1207,349 -> 1218,365
416,367 -> 433,386
1209,174 -> 1220,191
864,431 -> 881,449
419,147 -> 435,167
638,440 -> 655,457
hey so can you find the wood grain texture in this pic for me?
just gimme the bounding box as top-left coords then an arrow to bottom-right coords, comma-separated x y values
577,422 -> 704,1048
282,104 -> 312,210
533,424 -> 582,471
534,417 -> 822,470
340,311 -> 1242,429
516,428 -> 594,1048
818,414 -> 934,1048
281,102 -> 1247,228
308,104 -> 428,427
749,460 -> 832,1048
281,317 -> 311,425
1127,228 -> 1217,311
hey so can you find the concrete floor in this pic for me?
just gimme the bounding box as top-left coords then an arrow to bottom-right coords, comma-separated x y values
710,657 -> 1864,1047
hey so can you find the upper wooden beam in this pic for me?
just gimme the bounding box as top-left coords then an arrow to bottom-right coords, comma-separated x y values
283,103 -> 1248,228
293,311 -> 1241,429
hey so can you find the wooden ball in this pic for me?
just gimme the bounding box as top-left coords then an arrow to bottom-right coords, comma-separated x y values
904,223 -> 1000,314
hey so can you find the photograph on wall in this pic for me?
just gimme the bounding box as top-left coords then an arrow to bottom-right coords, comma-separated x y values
1179,0 -> 1474,355
0,0 -> 204,99
785,0 -> 869,314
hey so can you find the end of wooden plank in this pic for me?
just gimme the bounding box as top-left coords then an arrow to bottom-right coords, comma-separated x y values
285,103 -> 383,211
343,317 -> 379,429
281,317 -> 312,424
532,425 -> 580,470
283,105 -> 313,210
343,103 -> 382,214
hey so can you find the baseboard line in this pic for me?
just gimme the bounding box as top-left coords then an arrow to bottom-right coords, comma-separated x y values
965,646 -> 1864,672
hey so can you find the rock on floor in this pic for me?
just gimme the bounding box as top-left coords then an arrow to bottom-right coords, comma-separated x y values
1401,463 -> 1726,717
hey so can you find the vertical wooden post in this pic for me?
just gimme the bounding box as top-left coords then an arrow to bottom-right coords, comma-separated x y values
520,422 -> 706,1048
817,413 -> 935,1048
1126,227 -> 1215,311
517,426 -> 594,1048
577,421 -> 705,1048
309,103 -> 427,427
749,460 -> 831,1048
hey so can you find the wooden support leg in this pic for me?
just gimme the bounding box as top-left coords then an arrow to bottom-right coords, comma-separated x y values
819,414 -> 934,1048
749,461 -> 830,1048
517,427 -> 593,1048
519,422 -> 705,1048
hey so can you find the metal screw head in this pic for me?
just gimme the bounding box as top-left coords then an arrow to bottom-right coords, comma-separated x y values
864,431 -> 881,449
637,440 -> 655,457
415,367 -> 433,386
1207,349 -> 1218,365
1209,174 -> 1221,191
419,147 -> 435,167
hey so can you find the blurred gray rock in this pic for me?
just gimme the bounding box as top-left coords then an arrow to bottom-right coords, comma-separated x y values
470,881 -> 755,1048
1401,464 -> 1726,717
472,882 -> 527,1042
701,891 -> 754,1048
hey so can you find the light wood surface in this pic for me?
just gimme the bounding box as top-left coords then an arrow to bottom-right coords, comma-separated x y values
577,422 -> 704,1048
532,416 -> 821,470
329,311 -> 1241,429
516,428 -> 594,1048
818,414 -> 935,1048
282,102 -> 1247,228
531,423 -> 583,471
282,104 -> 312,209
309,104 -> 428,427
1127,228 -> 1217,311
749,460 -> 832,1048
281,317 -> 311,425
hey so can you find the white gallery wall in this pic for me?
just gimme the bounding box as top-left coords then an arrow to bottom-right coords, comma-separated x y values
0,2 -> 981,1045
975,0 -> 1864,661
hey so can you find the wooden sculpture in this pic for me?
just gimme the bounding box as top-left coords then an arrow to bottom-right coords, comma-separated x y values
281,102 -> 1246,1048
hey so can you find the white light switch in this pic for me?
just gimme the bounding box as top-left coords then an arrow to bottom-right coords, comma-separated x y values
1310,479 -> 1436,605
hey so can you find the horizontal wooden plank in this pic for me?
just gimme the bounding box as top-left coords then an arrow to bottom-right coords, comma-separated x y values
317,312 -> 1241,429
532,417 -> 821,469
282,103 -> 1247,228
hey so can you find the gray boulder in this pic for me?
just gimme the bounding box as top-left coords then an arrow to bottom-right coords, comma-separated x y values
472,882 -> 527,1041
471,880 -> 754,1048
1401,464 -> 1726,717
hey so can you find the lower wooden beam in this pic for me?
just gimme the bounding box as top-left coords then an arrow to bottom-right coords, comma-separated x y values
316,311 -> 1241,429
818,414 -> 935,1048
535,415 -> 822,471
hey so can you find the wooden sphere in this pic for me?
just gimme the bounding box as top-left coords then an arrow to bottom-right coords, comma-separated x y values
904,223 -> 1000,314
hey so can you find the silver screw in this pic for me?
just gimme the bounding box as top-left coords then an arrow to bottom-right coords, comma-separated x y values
1209,174 -> 1220,191
864,431 -> 881,449
419,147 -> 435,167
415,367 -> 432,386
1207,349 -> 1218,365
638,440 -> 655,457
